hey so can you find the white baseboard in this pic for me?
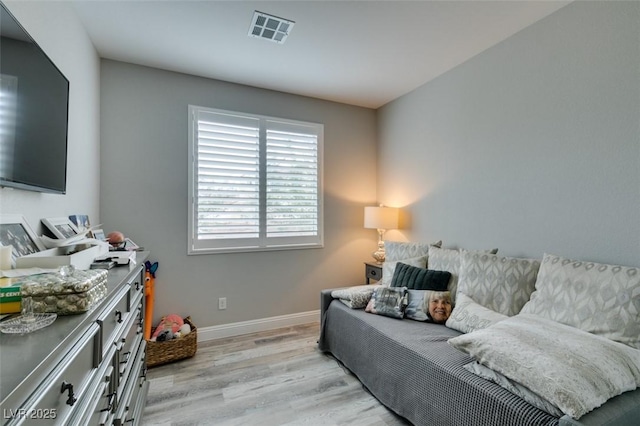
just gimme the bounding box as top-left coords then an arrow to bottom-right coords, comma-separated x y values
197,310 -> 320,342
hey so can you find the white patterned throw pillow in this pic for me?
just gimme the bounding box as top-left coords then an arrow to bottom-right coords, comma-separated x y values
380,240 -> 443,286
384,240 -> 442,262
457,251 -> 540,316
381,256 -> 427,287
427,247 -> 462,299
428,247 -> 499,304
520,253 -> 640,349
445,293 -> 508,333
332,285 -> 381,309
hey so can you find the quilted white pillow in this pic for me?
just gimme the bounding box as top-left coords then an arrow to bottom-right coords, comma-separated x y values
427,247 -> 462,299
384,240 -> 442,262
332,285 -> 381,309
457,251 -> 540,316
428,247 -> 498,303
445,293 -> 508,333
520,253 -> 640,349
449,314 -> 640,419
381,256 -> 427,286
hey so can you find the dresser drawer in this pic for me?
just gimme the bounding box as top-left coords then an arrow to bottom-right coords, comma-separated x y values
96,284 -> 131,359
113,341 -> 146,426
117,332 -> 143,391
120,294 -> 143,359
16,323 -> 100,426
127,270 -> 144,309
73,363 -> 115,426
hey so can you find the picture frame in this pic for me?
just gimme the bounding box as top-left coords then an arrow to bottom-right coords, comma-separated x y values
69,214 -> 92,236
92,228 -> 106,242
41,217 -> 80,239
0,214 -> 45,267
124,238 -> 140,251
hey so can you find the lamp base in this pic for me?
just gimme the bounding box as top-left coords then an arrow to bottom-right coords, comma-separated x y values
371,250 -> 385,264
371,230 -> 386,263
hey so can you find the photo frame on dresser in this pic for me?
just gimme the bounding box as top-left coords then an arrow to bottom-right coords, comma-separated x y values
41,217 -> 79,239
92,228 -> 106,242
0,214 -> 45,267
69,214 -> 92,236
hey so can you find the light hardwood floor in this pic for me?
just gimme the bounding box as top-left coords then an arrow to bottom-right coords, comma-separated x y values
141,323 -> 410,425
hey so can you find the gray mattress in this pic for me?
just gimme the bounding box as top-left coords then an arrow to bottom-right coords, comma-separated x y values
319,300 -> 559,426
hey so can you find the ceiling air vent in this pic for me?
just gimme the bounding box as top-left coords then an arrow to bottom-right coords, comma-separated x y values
248,11 -> 294,44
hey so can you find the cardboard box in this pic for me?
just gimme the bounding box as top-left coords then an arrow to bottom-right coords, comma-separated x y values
16,244 -> 108,270
0,277 -> 23,314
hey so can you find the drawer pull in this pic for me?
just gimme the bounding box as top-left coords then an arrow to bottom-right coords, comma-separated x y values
120,351 -> 131,364
101,392 -> 116,412
135,281 -> 141,291
60,381 -> 77,406
115,310 -> 123,323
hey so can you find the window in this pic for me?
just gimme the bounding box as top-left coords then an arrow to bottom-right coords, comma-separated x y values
188,106 -> 324,254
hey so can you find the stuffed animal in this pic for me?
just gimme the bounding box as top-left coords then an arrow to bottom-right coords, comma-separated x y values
179,323 -> 191,336
143,261 -> 158,340
151,314 -> 184,340
156,329 -> 174,342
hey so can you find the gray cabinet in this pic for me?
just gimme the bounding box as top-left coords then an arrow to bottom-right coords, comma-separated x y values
0,253 -> 150,425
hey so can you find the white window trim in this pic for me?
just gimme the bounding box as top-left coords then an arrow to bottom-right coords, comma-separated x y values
188,105 -> 324,255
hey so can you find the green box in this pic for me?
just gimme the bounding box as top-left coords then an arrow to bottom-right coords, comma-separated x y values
0,277 -> 23,314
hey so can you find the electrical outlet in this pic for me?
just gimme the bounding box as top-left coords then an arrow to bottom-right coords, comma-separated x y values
218,297 -> 227,310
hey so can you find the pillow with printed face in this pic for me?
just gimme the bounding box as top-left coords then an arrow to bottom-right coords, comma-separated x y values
405,289 -> 452,323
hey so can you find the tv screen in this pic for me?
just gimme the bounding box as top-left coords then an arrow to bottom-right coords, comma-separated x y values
0,2 -> 69,194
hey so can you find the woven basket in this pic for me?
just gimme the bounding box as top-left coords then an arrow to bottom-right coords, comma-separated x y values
146,316 -> 197,368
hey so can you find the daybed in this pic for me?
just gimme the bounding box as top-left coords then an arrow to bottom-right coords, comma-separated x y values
318,242 -> 640,426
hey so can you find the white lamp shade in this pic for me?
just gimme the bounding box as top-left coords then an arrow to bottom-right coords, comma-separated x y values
364,206 -> 399,230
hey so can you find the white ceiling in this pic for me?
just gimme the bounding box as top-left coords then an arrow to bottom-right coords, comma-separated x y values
71,0 -> 570,109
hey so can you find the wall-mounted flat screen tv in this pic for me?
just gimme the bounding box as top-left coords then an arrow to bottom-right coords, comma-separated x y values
0,2 -> 69,194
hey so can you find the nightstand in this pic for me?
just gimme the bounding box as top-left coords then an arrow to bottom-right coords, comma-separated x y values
364,261 -> 383,284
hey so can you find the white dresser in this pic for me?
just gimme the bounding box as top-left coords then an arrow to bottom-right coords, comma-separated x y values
0,253 -> 150,425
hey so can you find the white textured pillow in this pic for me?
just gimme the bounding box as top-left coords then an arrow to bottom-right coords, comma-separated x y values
464,361 -> 564,418
380,256 -> 427,287
331,285 -> 381,309
384,240 -> 442,262
520,253 -> 640,349
428,247 -> 498,303
445,293 -> 508,333
449,314 -> 640,419
457,251 -> 540,316
427,247 -> 462,298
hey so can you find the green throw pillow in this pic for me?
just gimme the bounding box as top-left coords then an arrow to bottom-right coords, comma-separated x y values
391,262 -> 451,291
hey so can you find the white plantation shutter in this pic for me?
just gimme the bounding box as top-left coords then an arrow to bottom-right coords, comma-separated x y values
188,106 -> 323,254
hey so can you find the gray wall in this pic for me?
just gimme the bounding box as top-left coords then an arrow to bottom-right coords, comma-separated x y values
100,61 -> 378,327
377,1 -> 640,267
0,1 -> 100,231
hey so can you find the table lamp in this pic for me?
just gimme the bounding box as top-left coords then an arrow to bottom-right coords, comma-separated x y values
364,205 -> 399,263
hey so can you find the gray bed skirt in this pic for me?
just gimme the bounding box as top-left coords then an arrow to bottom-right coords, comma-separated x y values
319,298 -> 559,426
